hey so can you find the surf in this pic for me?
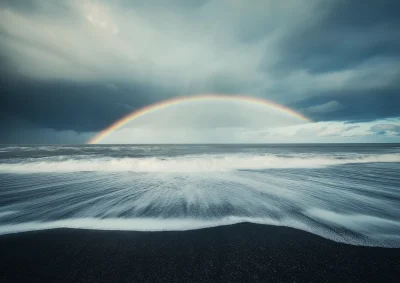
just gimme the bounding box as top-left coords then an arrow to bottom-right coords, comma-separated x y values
0,153 -> 399,173
1,144 -> 399,248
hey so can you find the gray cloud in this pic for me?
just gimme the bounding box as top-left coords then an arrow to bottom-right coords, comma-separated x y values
0,115 -> 92,144
2,0 -> 398,97
0,0 -> 399,143
99,119 -> 400,144
370,123 -> 400,135
273,0 -> 400,74
305,101 -> 343,114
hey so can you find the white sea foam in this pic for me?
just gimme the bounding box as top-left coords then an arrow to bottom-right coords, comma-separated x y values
0,215 -> 398,247
1,147 -> 399,248
0,217 -> 256,234
0,153 -> 399,173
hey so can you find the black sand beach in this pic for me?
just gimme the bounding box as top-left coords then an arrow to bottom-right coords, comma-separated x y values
1,223 -> 399,283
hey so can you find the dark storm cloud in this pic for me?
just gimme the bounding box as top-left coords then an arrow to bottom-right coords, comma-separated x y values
305,101 -> 343,114
0,0 -> 399,143
0,115 -> 92,144
293,86 -> 400,122
272,0 -> 400,74
0,74 -> 168,133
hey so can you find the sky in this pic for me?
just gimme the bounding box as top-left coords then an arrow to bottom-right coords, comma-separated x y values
0,0 -> 399,143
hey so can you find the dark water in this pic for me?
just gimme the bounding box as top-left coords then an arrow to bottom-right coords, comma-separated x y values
0,144 -> 399,247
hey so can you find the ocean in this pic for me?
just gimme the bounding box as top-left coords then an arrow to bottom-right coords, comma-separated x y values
1,144 -> 399,247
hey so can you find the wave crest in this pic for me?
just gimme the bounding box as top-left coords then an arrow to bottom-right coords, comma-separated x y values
0,153 -> 399,173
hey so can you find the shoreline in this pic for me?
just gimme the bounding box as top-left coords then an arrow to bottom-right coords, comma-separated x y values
1,222 -> 399,282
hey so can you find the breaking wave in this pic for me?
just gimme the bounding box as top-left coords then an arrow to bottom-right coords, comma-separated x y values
0,153 -> 399,173
1,145 -> 400,248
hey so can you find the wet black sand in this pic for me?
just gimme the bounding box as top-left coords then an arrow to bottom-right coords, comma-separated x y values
0,223 -> 399,282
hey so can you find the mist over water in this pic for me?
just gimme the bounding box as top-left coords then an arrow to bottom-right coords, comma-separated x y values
0,144 -> 399,247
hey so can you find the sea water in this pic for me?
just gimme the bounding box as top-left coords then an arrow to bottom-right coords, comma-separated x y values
0,144 -> 399,247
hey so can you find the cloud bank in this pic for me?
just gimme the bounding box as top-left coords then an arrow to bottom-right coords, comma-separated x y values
0,0 -> 399,143
98,118 -> 400,144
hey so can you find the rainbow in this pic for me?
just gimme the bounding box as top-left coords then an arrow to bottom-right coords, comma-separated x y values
88,94 -> 311,144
